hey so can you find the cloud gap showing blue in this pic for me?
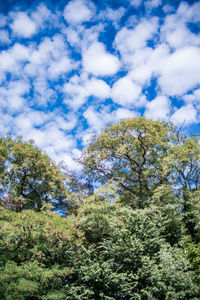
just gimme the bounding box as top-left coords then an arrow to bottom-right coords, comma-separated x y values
0,0 -> 199,169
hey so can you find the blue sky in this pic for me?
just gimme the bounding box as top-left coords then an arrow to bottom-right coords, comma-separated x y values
0,0 -> 200,169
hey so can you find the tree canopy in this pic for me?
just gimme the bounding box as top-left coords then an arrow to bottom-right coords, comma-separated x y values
81,117 -> 200,208
0,117 -> 199,299
0,136 -> 67,212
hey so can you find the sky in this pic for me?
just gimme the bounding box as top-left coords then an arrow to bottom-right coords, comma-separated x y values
0,0 -> 200,169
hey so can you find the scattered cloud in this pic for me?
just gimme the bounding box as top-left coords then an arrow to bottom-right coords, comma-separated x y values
112,76 -> 142,107
158,47 -> 200,96
63,0 -> 95,25
48,57 -> 73,79
0,29 -> 10,44
63,74 -> 111,109
129,0 -> 142,8
0,80 -> 30,113
98,7 -> 125,28
10,12 -> 37,38
0,0 -> 199,167
82,41 -> 120,76
144,96 -> 171,121
145,0 -> 162,11
114,17 -> 158,65
171,104 -> 198,125
82,105 -> 138,145
30,3 -> 52,28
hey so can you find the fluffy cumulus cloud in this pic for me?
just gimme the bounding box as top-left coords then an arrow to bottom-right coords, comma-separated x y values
161,2 -> 200,49
0,0 -> 199,168
129,0 -> 142,8
112,76 -> 142,106
10,12 -> 37,38
63,74 -> 111,109
48,57 -> 73,79
114,18 -> 158,65
82,105 -> 137,145
0,29 -> 10,44
145,96 -> 171,121
158,47 -> 200,95
82,42 -> 120,76
171,104 -> 198,125
0,80 -> 30,112
63,0 -> 95,25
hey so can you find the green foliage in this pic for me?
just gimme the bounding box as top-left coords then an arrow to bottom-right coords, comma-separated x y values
167,137 -> 200,190
182,189 -> 200,242
0,136 -> 67,212
0,207 -> 80,299
81,117 -> 200,209
151,184 -> 184,245
182,236 -> 200,298
66,197 -> 196,299
81,118 -> 174,207
0,118 -> 199,299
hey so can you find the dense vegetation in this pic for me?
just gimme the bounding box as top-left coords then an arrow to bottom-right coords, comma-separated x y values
0,118 -> 199,299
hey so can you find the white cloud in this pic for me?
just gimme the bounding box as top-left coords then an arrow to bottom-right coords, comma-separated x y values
182,90 -> 200,116
162,4 -> 174,13
63,74 -> 87,108
171,104 -> 198,125
112,76 -> 142,107
63,74 -> 111,109
82,41 -> 120,76
29,35 -> 68,66
54,114 -> 77,131
158,47 -> 200,96
31,3 -> 52,28
81,132 -> 94,146
19,35 -> 75,106
114,17 -> 158,66
128,47 -> 154,85
177,1 -> 200,23
12,110 -> 79,169
145,0 -> 162,10
81,105 -> 138,146
10,12 -> 36,38
48,57 -> 73,79
0,43 -> 31,80
0,14 -> 7,27
33,84 -> 56,107
0,112 -> 12,135
0,0 -> 199,171
0,80 -> 30,113
11,43 -> 30,60
129,0 -> 142,8
14,110 -> 50,132
0,51 -> 16,73
115,108 -> 137,119
63,22 -> 104,50
85,78 -> 111,99
64,27 -> 80,47
83,106 -> 104,132
144,96 -> 171,121
63,0 -> 95,25
98,7 -> 125,28
0,30 -> 10,44
161,3 -> 200,49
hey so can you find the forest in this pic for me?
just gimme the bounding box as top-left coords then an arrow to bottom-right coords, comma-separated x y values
0,117 -> 199,299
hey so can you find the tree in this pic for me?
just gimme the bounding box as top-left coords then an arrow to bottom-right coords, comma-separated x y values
0,206 -> 80,300
81,117 -> 200,208
64,193 -> 196,299
0,117 -> 199,299
0,136 -> 68,212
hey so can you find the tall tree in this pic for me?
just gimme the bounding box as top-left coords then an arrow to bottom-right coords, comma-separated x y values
81,117 -> 200,208
0,136 -> 68,212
